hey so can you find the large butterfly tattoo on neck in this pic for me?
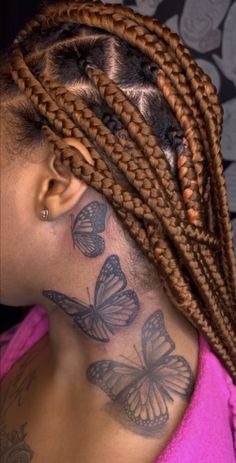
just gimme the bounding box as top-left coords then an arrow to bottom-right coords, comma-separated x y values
42,255 -> 140,342
87,310 -> 194,437
71,201 -> 107,258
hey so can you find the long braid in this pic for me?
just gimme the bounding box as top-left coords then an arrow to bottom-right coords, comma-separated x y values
7,1 -> 236,381
10,49 -> 236,373
13,0 -> 236,297
40,64 -> 236,335
47,68 -> 232,323
84,66 -> 235,320
44,124 -> 235,377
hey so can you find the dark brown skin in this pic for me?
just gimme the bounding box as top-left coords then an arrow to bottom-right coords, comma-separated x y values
0,136 -> 199,462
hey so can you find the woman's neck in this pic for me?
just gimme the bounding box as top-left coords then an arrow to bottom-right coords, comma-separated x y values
45,282 -> 198,436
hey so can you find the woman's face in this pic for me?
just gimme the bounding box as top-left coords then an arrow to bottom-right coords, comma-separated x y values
0,123 -> 91,307
1,142 -> 51,306
0,101 -> 161,309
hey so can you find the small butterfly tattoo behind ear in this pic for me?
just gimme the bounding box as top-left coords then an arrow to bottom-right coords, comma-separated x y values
71,201 -> 107,258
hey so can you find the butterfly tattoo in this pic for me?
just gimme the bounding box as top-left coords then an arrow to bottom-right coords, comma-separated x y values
71,201 -> 107,258
42,255 -> 140,342
87,310 -> 194,436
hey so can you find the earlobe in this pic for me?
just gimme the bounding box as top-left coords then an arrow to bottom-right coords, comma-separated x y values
44,173 -> 88,220
39,137 -> 93,221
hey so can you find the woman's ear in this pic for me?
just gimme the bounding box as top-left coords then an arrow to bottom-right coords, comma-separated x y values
37,137 -> 94,220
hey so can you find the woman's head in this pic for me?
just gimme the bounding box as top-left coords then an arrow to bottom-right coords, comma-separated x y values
0,1 -> 235,381
0,21 -> 181,304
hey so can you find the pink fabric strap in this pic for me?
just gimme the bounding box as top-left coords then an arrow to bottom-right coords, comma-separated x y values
0,305 -> 48,379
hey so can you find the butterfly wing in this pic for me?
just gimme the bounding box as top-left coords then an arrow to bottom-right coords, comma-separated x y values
73,232 -> 105,258
87,360 -> 169,432
142,310 -> 175,368
142,311 -> 194,401
42,290 -> 111,342
75,310 -> 112,342
152,355 -> 194,401
94,255 -> 127,307
124,374 -> 169,430
76,289 -> 139,341
87,360 -> 143,400
96,290 -> 139,331
72,201 -> 107,234
72,201 -> 107,257
42,290 -> 89,316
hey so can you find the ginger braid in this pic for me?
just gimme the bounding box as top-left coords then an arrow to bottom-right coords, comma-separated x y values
6,0 -> 236,381
13,0 -> 236,299
28,55 -> 236,338
44,123 -> 233,376
83,66 -> 234,321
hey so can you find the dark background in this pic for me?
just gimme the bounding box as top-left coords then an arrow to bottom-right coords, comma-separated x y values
1,0 -> 235,333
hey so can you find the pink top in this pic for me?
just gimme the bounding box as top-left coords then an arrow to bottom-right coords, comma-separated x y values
0,305 -> 235,462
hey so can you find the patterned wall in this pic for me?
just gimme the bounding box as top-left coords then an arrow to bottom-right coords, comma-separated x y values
107,0 -> 236,248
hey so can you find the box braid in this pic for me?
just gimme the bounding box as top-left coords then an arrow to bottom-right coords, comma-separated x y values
2,0 -> 236,381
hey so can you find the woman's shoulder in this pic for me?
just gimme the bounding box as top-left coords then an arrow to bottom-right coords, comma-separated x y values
0,305 -> 48,381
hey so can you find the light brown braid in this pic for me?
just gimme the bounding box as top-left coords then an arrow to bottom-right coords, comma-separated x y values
7,1 -> 236,381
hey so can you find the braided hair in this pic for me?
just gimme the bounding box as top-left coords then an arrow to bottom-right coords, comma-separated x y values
1,0 -> 236,381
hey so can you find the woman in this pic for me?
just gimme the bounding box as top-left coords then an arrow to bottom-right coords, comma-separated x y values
0,1 -> 235,461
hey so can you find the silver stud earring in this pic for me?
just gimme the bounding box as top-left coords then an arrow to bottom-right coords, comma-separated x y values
40,208 -> 49,221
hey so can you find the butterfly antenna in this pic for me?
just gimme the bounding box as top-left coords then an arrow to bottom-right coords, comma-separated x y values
87,287 -> 92,306
133,344 -> 145,369
120,354 -> 141,369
